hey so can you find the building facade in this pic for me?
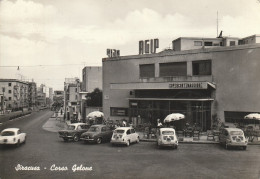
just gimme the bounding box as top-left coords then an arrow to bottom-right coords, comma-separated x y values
102,35 -> 260,131
0,79 -> 29,111
82,66 -> 102,92
64,78 -> 81,121
28,82 -> 37,109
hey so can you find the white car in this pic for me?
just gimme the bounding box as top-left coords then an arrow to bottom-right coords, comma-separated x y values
219,128 -> 248,150
157,128 -> 178,149
110,127 -> 140,146
0,128 -> 26,146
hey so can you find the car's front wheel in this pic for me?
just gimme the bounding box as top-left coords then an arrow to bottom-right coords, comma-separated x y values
243,146 -> 247,150
126,140 -> 130,147
96,138 -> 102,144
73,135 -> 79,142
225,142 -> 229,150
63,138 -> 68,142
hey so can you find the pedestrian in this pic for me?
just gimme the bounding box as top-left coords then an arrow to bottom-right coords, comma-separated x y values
122,120 -> 126,127
157,119 -> 163,128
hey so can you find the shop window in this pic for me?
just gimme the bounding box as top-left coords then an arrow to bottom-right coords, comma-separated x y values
159,62 -> 187,77
230,41 -> 236,46
110,107 -> 128,116
204,42 -> 213,46
192,60 -> 212,75
194,41 -> 202,46
139,64 -> 155,78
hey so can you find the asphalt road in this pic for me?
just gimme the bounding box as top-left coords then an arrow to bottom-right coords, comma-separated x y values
0,110 -> 260,179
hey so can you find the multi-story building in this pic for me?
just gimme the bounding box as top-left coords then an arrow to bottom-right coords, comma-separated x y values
64,78 -> 81,121
82,66 -> 102,92
37,84 -> 47,107
28,82 -> 37,109
102,34 -> 260,131
0,79 -> 29,111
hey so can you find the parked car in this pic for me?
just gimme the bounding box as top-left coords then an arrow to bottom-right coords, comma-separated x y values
156,128 -> 178,149
0,128 -> 26,147
58,123 -> 90,142
219,128 -> 248,150
110,127 -> 139,146
80,125 -> 113,144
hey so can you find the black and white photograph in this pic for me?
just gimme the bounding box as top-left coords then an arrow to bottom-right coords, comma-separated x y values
0,0 -> 260,178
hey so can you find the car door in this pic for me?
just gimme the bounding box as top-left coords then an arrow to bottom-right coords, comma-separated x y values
17,130 -> 24,142
101,127 -> 107,140
130,129 -> 137,142
126,129 -> 131,142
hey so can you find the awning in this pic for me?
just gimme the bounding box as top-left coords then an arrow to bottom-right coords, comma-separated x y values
127,98 -> 214,101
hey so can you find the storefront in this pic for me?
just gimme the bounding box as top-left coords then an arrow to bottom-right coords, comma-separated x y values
128,86 -> 214,131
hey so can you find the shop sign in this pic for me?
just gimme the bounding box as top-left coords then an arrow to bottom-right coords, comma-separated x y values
169,82 -> 205,89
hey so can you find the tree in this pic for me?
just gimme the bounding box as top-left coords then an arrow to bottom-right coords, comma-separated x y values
86,88 -> 102,107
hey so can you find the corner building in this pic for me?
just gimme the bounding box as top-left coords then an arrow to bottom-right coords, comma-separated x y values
102,39 -> 260,131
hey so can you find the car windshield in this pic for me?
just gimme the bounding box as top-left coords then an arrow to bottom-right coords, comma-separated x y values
114,130 -> 125,134
67,125 -> 75,130
1,131 -> 15,136
162,131 -> 174,135
88,127 -> 99,132
230,131 -> 243,135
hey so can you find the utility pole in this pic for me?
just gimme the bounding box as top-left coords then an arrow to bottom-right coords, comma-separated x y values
217,11 -> 219,37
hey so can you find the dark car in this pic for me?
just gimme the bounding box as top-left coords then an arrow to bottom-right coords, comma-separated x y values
58,123 -> 90,142
80,125 -> 113,144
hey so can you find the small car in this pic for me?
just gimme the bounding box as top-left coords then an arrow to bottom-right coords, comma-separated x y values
110,127 -> 139,146
156,128 -> 178,149
80,125 -> 113,144
58,123 -> 90,142
0,128 -> 26,147
219,128 -> 248,150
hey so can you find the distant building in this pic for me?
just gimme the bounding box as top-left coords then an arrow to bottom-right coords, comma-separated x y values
64,78 -> 81,121
37,84 -> 46,107
0,79 -> 29,111
28,82 -> 37,109
82,66 -> 102,92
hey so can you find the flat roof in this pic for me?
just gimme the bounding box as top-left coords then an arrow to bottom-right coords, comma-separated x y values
0,79 -> 29,85
102,43 -> 260,62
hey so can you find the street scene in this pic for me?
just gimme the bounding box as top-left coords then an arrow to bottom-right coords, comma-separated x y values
0,110 -> 260,179
1,0 -> 260,179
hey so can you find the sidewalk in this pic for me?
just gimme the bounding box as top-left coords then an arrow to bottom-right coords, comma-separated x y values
42,117 -> 260,145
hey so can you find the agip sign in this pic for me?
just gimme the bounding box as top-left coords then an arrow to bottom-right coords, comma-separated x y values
139,39 -> 159,55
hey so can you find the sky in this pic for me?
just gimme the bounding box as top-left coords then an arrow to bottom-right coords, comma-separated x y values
0,0 -> 260,90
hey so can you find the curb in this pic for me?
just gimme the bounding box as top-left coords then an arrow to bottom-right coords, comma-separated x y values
140,139 -> 219,144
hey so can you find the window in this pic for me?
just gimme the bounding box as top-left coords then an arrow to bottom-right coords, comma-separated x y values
192,60 -> 212,75
8,83 -> 12,86
230,41 -> 236,46
194,41 -> 202,46
213,43 -> 219,46
159,62 -> 187,77
110,107 -> 128,116
8,90 -> 12,94
204,42 -> 213,46
130,129 -> 135,133
101,127 -> 106,132
9,97 -> 12,101
126,130 -> 131,135
139,64 -> 155,78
